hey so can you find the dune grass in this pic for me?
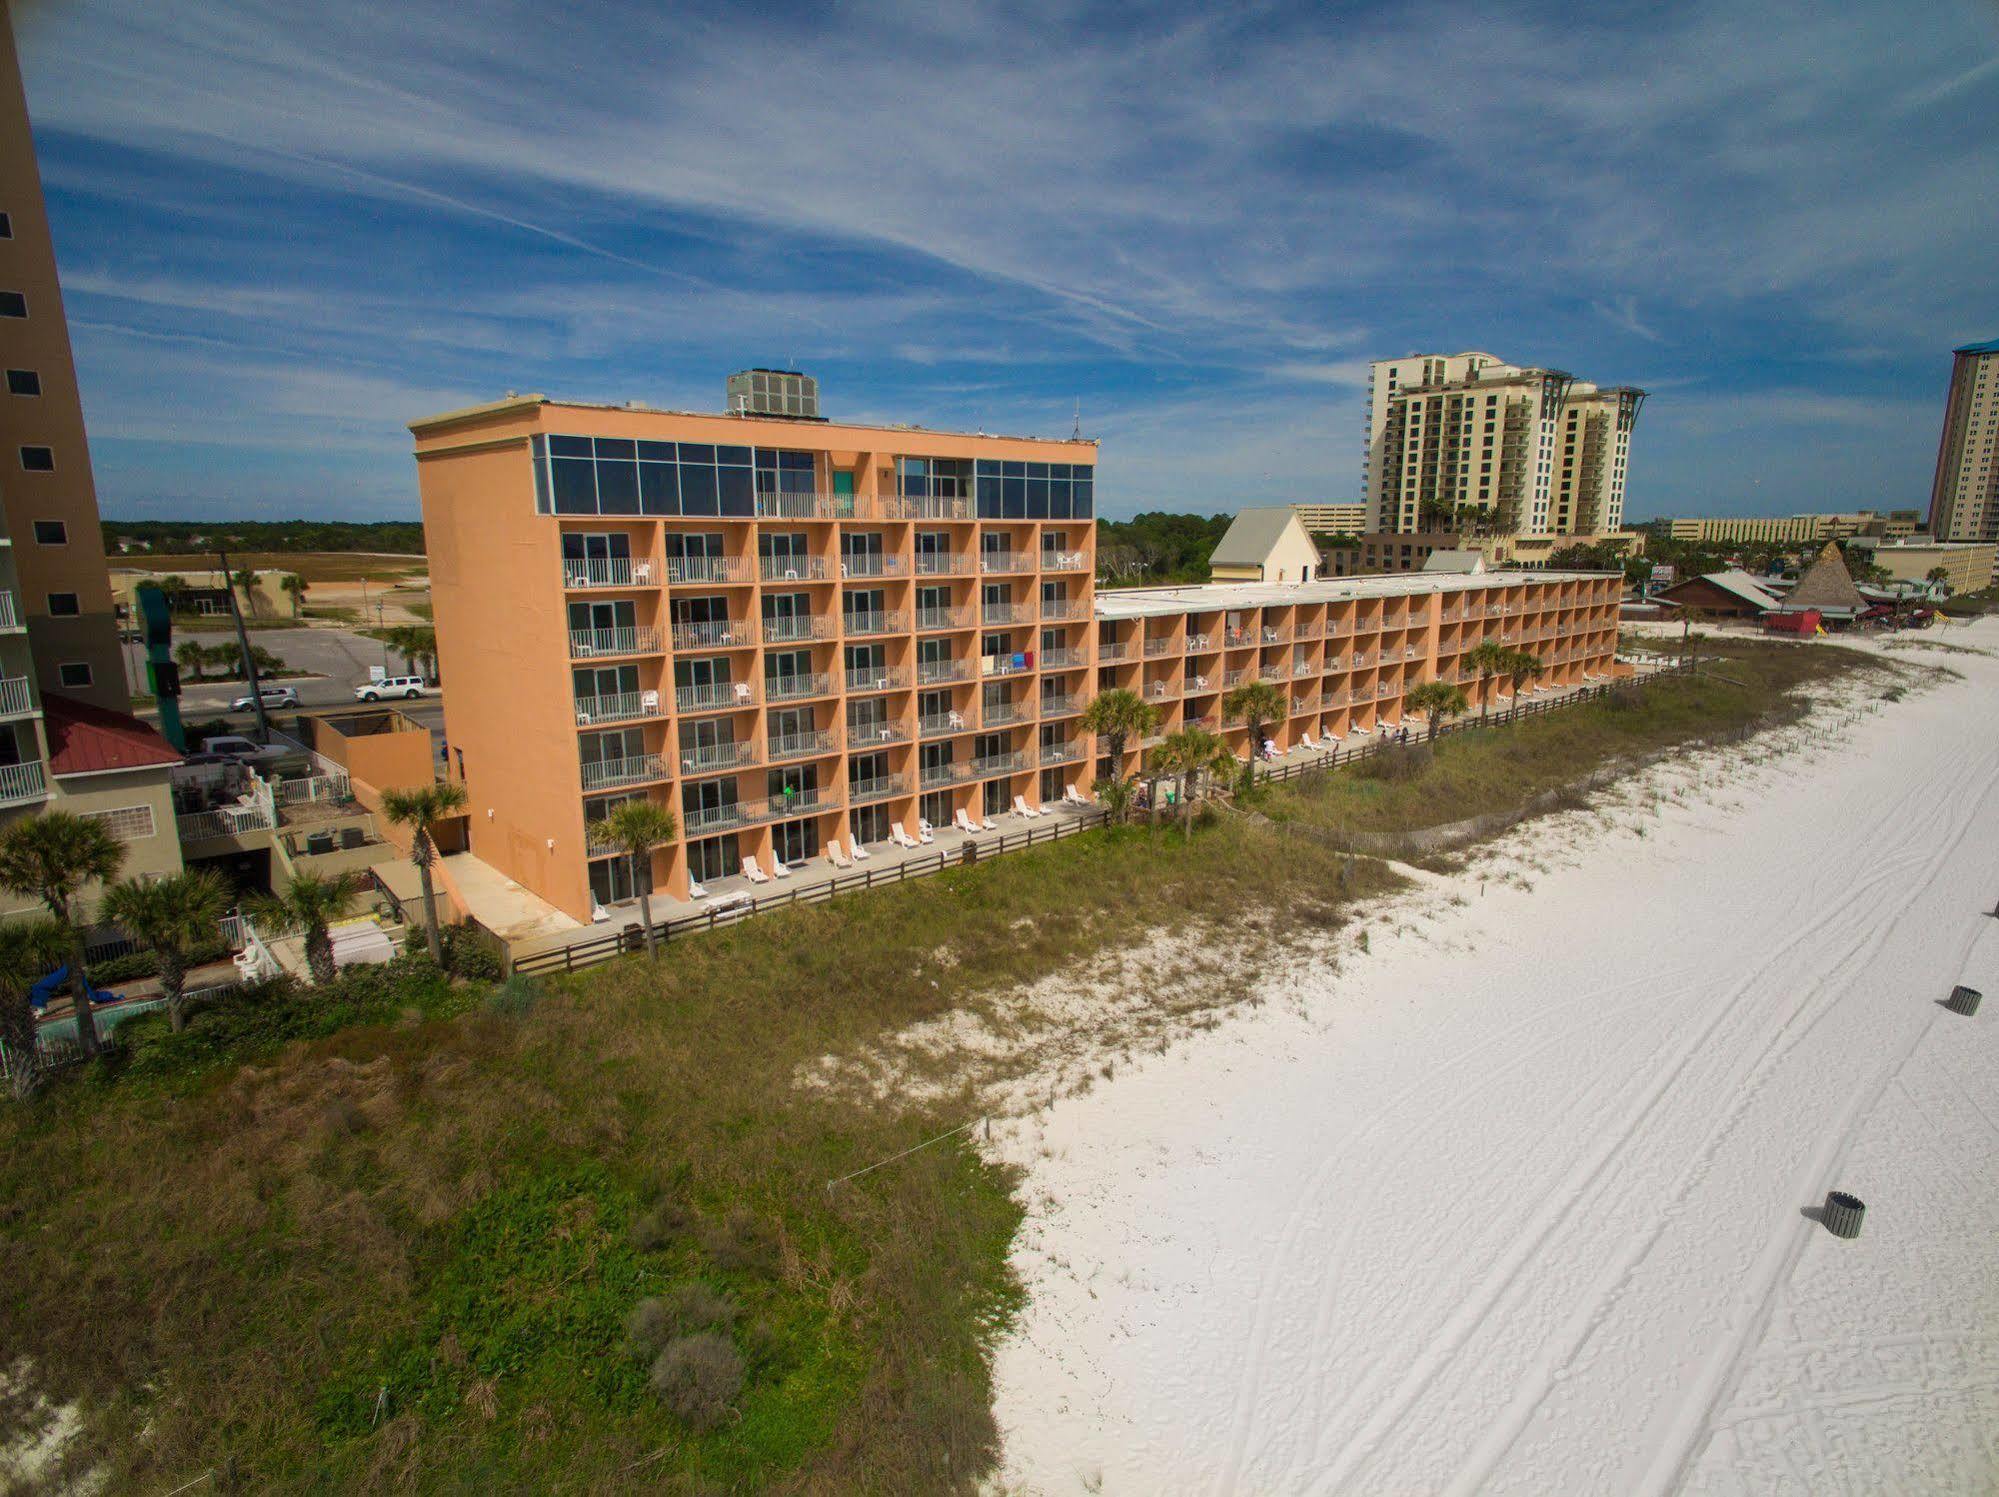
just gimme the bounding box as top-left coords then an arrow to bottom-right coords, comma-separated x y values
0,818 -> 1391,1494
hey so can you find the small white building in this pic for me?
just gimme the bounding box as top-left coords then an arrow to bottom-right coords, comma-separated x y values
1209,507 -> 1323,583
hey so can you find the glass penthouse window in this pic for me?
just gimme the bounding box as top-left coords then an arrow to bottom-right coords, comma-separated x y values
970,460 -> 1092,519
532,435 -> 817,517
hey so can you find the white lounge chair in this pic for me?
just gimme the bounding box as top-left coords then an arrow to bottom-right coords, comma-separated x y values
1300,733 -> 1320,752
1013,794 -> 1040,819
890,822 -> 918,849
916,819 -> 936,844
850,838 -> 871,861
742,857 -> 770,885
688,878 -> 708,900
827,844 -> 852,869
771,855 -> 791,878
954,807 -> 980,835
1063,783 -> 1088,806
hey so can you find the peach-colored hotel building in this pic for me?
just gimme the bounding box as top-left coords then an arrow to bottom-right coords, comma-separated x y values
412,372 -> 1621,920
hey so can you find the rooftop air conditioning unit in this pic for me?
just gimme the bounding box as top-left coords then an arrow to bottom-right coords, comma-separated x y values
726,368 -> 823,421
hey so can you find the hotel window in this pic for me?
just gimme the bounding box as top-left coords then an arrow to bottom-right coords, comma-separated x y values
84,805 -> 158,843
0,292 -> 23,318
19,446 -> 53,472
47,592 -> 79,617
32,520 -> 65,545
0,213 -> 10,238
58,663 -> 93,689
5,370 -> 37,396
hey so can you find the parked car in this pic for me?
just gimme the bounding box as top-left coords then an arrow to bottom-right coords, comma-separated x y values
195,734 -> 289,764
355,675 -> 432,701
229,685 -> 300,711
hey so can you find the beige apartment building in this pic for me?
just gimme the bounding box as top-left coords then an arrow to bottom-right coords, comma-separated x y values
1927,338 -> 1999,581
1361,351 -> 1644,544
1290,501 -> 1368,536
1665,510 -> 1921,546
1845,537 -> 1997,595
414,375 -> 1623,921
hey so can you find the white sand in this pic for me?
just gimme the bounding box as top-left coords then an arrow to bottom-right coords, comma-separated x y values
991,623 -> 1999,1494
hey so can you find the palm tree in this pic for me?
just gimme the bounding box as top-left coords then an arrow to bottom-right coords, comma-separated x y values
280,573 -> 308,617
1502,649 -> 1545,714
1222,679 -> 1286,785
1092,776 -> 1136,825
1152,726 -> 1227,841
1078,689 -> 1160,787
254,870 -> 358,985
101,870 -> 232,1032
0,917 -> 68,1100
174,639 -> 206,683
1465,638 -> 1515,722
230,568 -> 259,617
379,780 -> 468,964
588,800 -> 677,957
1406,680 -> 1469,743
0,812 -> 126,1057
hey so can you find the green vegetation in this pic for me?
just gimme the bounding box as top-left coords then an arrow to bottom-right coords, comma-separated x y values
104,520 -> 425,555
379,781 -> 469,965
1094,511 -> 1233,586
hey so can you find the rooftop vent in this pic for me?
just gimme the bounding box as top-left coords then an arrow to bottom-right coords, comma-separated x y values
727,368 -> 823,421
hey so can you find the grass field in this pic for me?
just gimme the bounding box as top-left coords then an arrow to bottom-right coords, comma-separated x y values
0,639 -> 1885,1493
131,552 -> 428,584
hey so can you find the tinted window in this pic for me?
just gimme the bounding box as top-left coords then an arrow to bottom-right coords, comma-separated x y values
31,520 -> 65,544
596,457 -> 640,513
19,446 -> 53,472
551,458 -> 597,513
0,292 -> 22,318
548,435 -> 593,458
5,370 -> 38,396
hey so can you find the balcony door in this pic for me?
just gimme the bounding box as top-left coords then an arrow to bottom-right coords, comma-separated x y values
562,531 -> 630,583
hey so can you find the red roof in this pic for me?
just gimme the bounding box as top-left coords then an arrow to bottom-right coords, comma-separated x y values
44,693 -> 184,777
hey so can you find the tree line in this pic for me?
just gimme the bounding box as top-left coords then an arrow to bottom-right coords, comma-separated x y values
1095,512 -> 1235,587
105,520 -> 425,555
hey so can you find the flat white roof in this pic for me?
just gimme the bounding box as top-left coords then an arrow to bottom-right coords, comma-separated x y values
1092,569 -> 1614,621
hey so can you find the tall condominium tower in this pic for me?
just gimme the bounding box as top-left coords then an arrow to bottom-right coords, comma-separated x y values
1361,351 -> 1644,539
1927,339 -> 1999,574
0,2 -> 128,713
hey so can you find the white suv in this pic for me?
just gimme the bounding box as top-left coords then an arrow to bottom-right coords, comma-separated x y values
356,675 -> 431,701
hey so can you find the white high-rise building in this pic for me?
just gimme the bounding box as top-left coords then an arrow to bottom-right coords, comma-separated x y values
1361,351 -> 1644,539
1927,339 -> 1999,580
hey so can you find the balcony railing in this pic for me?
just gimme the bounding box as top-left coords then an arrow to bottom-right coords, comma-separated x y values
683,800 -> 752,834
1224,668 -> 1251,687
759,555 -> 830,582
1041,550 -> 1090,571
1143,637 -> 1174,657
1182,673 -> 1214,694
1145,679 -> 1180,701
176,803 -> 273,842
914,553 -> 973,575
1041,647 -> 1086,670
665,556 -> 749,584
1038,740 -> 1082,764
1261,628 -> 1289,645
981,699 -> 1032,726
844,667 -> 908,694
885,494 -> 975,521
838,554 -> 905,579
1096,641 -> 1131,662
1039,599 -> 1087,622
562,556 -> 654,588
581,754 -> 668,790
919,760 -> 974,787
915,607 -> 969,631
972,751 -> 1026,778
679,740 -> 756,774
0,759 -> 45,805
765,671 -> 832,702
848,774 -> 910,805
982,655 -> 1032,677
676,680 -> 756,712
844,610 -> 904,637
760,789 -> 828,823
980,550 -> 1034,574
916,659 -> 972,685
1186,631 -> 1215,651
1259,665 -> 1289,682
0,593 -> 21,631
1224,628 -> 1255,647
1039,693 -> 1081,717
919,712 -> 970,737
767,730 -> 835,763
672,620 -> 756,650
982,604 -> 1030,626
847,717 -> 908,745
574,691 -> 664,725
570,627 -> 663,659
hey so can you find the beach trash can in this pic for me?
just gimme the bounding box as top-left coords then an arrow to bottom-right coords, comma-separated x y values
1944,985 -> 1981,1017
1822,1191 -> 1865,1240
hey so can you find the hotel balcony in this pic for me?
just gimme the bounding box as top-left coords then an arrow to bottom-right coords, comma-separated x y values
844,610 -> 905,638
672,620 -> 757,651
971,750 -> 1026,778
1040,550 -> 1090,572
680,740 -> 758,775
1039,599 -> 1088,622
767,729 -> 836,763
982,699 -> 1033,726
666,557 -> 750,585
916,606 -> 970,631
761,615 -> 830,644
765,671 -> 832,703
1041,647 -> 1086,670
683,800 -> 755,835
0,677 -> 36,719
1260,628 -> 1290,645
916,659 -> 973,686
573,690 -> 666,726
839,555 -> 905,579
919,760 -> 976,788
581,753 -> 669,791
1039,693 -> 1082,718
982,655 -> 1033,677
885,495 -> 975,521
0,593 -> 22,632
914,553 -> 974,576
844,666 -> 909,694
1143,636 -> 1175,657
982,603 -> 1031,626
0,759 -> 47,806
569,626 -> 664,660
1145,679 -> 1180,704
753,492 -> 856,520
1224,667 -> 1252,687
1182,672 -> 1215,694
919,711 -> 970,738
849,773 -> 911,805
1259,664 -> 1290,682
1187,631 -> 1216,651
563,556 -> 657,589
847,717 -> 908,746
1224,628 -> 1256,647
1096,640 -> 1132,662
759,555 -> 830,582
675,680 -> 758,712
1038,740 -> 1083,764
980,550 -> 1035,575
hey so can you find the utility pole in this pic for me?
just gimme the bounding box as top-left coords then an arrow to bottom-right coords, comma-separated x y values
217,546 -> 270,742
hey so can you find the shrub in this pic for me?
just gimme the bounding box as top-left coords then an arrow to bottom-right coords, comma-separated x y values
1354,743 -> 1433,782
649,1333 -> 743,1430
483,975 -> 538,1018
699,1206 -> 777,1277
628,1199 -> 691,1252
440,925 -> 504,981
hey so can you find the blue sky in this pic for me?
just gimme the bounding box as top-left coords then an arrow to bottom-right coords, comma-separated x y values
19,0 -> 1999,523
